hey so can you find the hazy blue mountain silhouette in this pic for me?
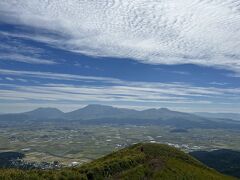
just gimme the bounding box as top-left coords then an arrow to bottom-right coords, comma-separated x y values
1,104 -> 240,129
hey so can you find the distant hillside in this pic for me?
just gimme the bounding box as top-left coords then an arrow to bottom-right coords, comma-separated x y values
0,107 -> 64,122
64,104 -> 139,120
190,149 -> 240,178
195,112 -> 240,121
64,104 -> 206,122
24,107 -> 65,119
0,143 -> 234,180
1,104 -> 240,129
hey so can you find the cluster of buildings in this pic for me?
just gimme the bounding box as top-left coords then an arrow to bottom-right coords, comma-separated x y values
10,159 -> 63,170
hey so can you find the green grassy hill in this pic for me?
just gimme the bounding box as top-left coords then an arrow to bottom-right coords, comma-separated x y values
0,143 -> 235,180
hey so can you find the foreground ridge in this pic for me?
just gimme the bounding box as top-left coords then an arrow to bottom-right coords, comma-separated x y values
0,143 -> 235,180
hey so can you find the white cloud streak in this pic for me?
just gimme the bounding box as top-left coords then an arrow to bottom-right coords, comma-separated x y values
0,69 -> 240,107
0,69 -> 123,84
0,0 -> 240,71
0,37 -> 57,64
0,53 -> 57,64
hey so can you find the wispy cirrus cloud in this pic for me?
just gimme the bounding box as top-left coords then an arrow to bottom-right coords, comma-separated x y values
5,77 -> 14,81
0,69 -> 122,84
0,69 -> 240,105
0,53 -> 57,64
0,0 -> 240,72
0,32 -> 57,65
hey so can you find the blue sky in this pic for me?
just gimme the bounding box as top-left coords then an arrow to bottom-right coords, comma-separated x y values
0,0 -> 240,113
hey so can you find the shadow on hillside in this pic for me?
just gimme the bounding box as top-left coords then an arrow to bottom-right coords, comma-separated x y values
190,149 -> 240,178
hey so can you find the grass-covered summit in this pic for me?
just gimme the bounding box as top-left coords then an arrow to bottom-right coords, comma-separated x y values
0,143 -> 235,180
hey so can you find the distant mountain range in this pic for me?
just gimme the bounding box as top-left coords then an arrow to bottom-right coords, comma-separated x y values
1,104 -> 240,129
194,112 -> 240,121
24,107 -> 65,119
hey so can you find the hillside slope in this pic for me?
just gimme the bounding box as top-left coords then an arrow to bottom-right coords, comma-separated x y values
190,149 -> 240,178
0,143 -> 235,180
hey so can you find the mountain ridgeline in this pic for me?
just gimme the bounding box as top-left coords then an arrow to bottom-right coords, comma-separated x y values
0,143 -> 235,180
194,112 -> 240,121
1,104 -> 240,129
